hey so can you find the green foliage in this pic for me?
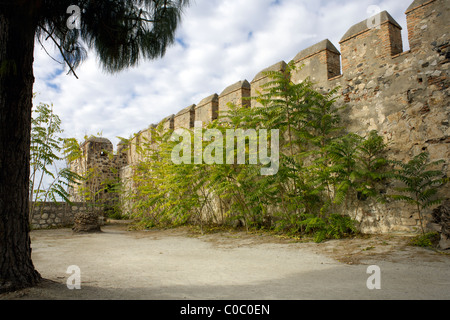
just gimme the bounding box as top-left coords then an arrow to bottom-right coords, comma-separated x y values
124,62 -> 446,243
324,130 -> 389,220
130,124 -> 202,228
128,62 -> 361,241
409,232 -> 440,248
63,137 -> 83,163
30,100 -> 82,217
299,213 -> 358,243
387,152 -> 448,234
354,130 -> 389,200
35,0 -> 191,76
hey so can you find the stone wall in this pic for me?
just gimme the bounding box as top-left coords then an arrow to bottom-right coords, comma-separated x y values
71,0 -> 449,234
30,202 -> 84,229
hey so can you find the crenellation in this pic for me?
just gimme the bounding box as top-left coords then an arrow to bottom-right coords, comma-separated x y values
218,80 -> 250,119
129,134 -> 140,164
251,61 -> 287,108
292,39 -> 341,84
339,11 -> 403,76
136,128 -> 153,163
161,114 -> 175,132
405,0 -> 438,52
174,104 -> 196,130
116,140 -> 128,163
195,93 -> 219,126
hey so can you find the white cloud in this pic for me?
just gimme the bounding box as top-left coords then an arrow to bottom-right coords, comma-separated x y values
33,0 -> 413,149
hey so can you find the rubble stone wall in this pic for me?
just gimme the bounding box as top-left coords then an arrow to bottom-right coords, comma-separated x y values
30,202 -> 85,229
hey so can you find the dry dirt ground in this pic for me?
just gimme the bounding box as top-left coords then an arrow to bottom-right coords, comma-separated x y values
1,221 -> 449,300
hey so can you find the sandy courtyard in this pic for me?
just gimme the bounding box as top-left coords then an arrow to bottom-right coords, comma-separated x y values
1,221 -> 449,300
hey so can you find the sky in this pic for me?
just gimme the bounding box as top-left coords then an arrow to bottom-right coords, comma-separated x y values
32,0 -> 413,151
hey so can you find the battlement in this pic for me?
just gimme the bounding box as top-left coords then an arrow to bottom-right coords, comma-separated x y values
162,114 -> 175,131
174,104 -> 196,129
292,39 -> 341,84
72,0 -> 449,234
218,80 -> 251,116
251,61 -> 287,108
195,93 -> 219,126
135,0 -> 445,136
340,10 -> 403,75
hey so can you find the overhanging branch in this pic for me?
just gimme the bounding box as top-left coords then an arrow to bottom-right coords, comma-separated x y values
38,24 -> 79,79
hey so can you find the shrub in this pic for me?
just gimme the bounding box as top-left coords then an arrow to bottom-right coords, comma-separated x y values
409,232 -> 440,248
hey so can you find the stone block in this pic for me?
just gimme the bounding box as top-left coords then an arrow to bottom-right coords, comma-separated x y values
439,234 -> 450,250
251,61 -> 287,108
174,104 -> 196,129
218,80 -> 251,118
340,11 -> 403,75
161,114 -> 175,132
292,39 -> 341,84
195,94 -> 219,126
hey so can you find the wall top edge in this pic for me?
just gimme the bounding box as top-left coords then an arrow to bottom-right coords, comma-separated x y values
252,60 -> 287,83
340,10 -> 402,43
176,104 -> 196,116
81,137 -> 112,147
161,114 -> 175,123
196,93 -> 219,107
293,39 -> 340,63
405,0 -> 436,14
219,80 -> 251,97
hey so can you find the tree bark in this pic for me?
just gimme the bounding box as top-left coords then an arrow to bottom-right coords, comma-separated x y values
0,5 -> 42,292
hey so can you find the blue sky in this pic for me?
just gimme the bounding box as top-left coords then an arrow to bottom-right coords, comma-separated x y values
33,0 -> 413,150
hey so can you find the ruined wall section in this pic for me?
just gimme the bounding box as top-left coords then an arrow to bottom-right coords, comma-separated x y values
75,0 -> 449,231
69,137 -> 116,202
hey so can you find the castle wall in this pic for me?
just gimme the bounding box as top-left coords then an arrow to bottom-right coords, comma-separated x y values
73,0 -> 449,233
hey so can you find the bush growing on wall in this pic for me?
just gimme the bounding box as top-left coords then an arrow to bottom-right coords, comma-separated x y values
128,62 -> 446,241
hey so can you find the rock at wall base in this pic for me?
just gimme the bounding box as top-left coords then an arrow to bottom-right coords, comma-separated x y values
72,211 -> 102,233
439,234 -> 450,250
431,200 -> 450,250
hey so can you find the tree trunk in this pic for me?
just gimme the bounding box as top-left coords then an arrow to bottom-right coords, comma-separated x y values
0,6 -> 42,292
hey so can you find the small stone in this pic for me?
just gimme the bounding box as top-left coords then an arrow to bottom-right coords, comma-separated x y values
439,235 -> 450,250
431,70 -> 442,77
